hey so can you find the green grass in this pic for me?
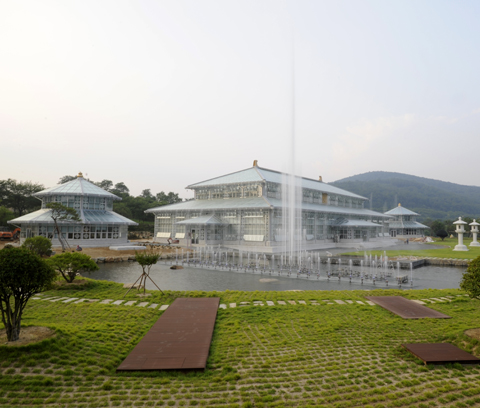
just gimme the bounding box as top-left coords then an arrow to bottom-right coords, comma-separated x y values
342,237 -> 480,260
2,281 -> 480,407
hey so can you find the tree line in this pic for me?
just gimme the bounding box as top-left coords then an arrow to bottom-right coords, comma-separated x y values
0,176 -> 183,231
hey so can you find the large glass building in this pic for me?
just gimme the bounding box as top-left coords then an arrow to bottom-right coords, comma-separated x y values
146,162 -> 393,253
8,173 -> 137,247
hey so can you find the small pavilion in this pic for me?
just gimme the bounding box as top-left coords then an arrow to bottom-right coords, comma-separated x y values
384,204 -> 428,238
8,173 -> 137,247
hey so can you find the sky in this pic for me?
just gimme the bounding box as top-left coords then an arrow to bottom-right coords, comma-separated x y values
1,0 -> 480,198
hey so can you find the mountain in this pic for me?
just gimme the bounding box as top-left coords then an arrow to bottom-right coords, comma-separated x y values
330,171 -> 480,221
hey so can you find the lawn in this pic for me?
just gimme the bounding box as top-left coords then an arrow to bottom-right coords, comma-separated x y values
342,238 -> 480,260
2,280 -> 480,408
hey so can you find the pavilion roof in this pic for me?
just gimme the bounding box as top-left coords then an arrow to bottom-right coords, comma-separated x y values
384,204 -> 419,216
186,166 -> 367,200
34,175 -> 121,200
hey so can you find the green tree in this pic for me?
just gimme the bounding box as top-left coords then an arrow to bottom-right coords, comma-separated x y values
96,180 -> 113,191
112,182 -> 130,196
48,252 -> 99,283
0,206 -> 14,227
0,247 -> 56,341
460,256 -> 480,300
58,175 -> 76,184
436,230 -> 448,241
22,236 -> 53,257
46,203 -> 81,252
125,251 -> 163,296
0,179 -> 44,216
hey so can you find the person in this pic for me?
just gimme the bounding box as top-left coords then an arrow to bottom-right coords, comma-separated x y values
76,245 -> 82,251
406,238 -> 409,245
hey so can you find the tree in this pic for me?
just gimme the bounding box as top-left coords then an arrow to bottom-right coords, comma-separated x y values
0,179 -> 44,216
46,203 -> 81,252
22,236 -> 53,257
112,182 -> 130,196
124,251 -> 163,296
0,247 -> 56,341
141,189 -> 153,199
58,175 -> 76,184
436,230 -> 448,241
96,180 -> 113,191
460,256 -> 480,300
0,206 -> 14,227
156,191 -> 182,204
48,252 -> 99,283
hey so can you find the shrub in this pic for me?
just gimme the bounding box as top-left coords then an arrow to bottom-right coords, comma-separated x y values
22,236 -> 53,257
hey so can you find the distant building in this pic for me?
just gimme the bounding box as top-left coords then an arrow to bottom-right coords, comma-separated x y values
8,173 -> 137,247
384,204 -> 428,238
145,161 -> 393,253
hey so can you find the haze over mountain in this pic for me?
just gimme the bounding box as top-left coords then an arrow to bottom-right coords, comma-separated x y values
330,172 -> 480,221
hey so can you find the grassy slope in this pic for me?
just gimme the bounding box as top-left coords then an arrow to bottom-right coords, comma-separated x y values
342,238 -> 480,260
2,281 -> 480,407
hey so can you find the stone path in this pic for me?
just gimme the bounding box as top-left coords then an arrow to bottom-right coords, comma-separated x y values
30,293 -> 468,311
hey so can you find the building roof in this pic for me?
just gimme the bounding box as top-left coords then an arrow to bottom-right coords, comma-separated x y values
34,174 -> 121,200
333,219 -> 383,227
384,204 -> 419,216
186,165 -> 367,200
387,221 -> 428,229
146,196 -> 391,219
8,208 -> 137,226
176,214 -> 227,225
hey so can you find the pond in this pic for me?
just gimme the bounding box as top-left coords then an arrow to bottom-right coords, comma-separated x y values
89,260 -> 466,292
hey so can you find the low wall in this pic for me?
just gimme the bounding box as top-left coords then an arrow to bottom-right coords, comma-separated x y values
93,253 -> 178,263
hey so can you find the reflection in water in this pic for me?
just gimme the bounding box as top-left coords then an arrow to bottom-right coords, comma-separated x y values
89,261 -> 465,292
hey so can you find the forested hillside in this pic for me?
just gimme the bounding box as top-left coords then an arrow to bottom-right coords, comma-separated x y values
331,172 -> 480,220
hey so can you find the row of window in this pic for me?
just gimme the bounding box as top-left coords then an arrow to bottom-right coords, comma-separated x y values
21,224 -> 125,240
42,195 -> 113,211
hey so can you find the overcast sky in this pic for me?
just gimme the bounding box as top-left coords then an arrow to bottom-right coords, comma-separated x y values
1,0 -> 480,198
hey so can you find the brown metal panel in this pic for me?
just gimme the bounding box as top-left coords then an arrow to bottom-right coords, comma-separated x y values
117,297 -> 220,371
366,296 -> 451,319
402,343 -> 480,365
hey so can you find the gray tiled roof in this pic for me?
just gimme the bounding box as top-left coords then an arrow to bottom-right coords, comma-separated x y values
387,221 -> 428,229
8,209 -> 137,226
384,205 -> 419,216
186,166 -> 367,200
146,196 -> 391,219
34,177 -> 121,200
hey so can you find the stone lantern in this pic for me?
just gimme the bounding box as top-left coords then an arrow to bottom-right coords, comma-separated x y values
453,217 -> 469,251
470,220 -> 480,247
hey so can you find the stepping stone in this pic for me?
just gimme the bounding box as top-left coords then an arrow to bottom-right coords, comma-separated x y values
421,299 -> 435,303
288,301 -> 296,305
323,300 -> 334,304
229,303 -> 237,308
311,302 -> 319,305
356,301 -> 365,305
277,301 -> 286,305
100,299 -> 114,305
345,300 -> 354,304
63,298 -> 78,303
41,297 -> 59,301
411,300 -> 426,305
365,301 -> 376,306
159,305 -> 169,311
137,302 -> 149,307
266,301 -> 274,306
298,301 -> 306,305
113,300 -> 125,306
148,303 -> 159,309
253,301 -> 263,304
240,302 -> 250,305
73,299 -> 88,304
87,299 -> 99,303
254,303 -> 264,306
334,300 -> 346,305
430,298 -> 445,302
219,304 -> 227,309
31,297 -> 42,300
124,301 -> 136,306
439,297 -> 452,302
50,297 -> 70,302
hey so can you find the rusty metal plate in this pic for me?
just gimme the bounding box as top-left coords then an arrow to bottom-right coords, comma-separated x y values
402,343 -> 480,365
117,297 -> 220,371
366,296 -> 451,319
